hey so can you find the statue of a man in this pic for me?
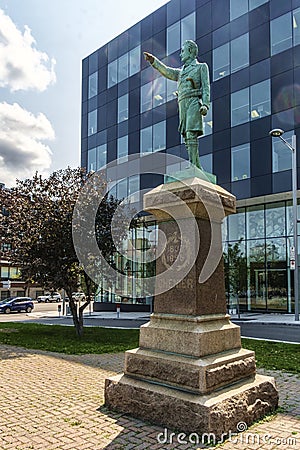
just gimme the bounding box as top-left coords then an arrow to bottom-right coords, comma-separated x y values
144,40 -> 210,169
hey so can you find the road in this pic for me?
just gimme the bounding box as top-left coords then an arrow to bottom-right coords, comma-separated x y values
0,303 -> 299,343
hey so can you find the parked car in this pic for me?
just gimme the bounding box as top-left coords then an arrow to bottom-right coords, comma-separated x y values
37,292 -> 61,303
0,297 -> 34,314
72,292 -> 86,302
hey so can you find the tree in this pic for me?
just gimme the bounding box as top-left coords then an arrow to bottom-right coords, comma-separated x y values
0,168 -> 124,337
224,239 -> 247,317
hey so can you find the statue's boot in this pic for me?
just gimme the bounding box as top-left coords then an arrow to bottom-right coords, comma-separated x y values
186,142 -> 202,170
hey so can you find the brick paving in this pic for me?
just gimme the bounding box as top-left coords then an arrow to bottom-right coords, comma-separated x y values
0,344 -> 299,450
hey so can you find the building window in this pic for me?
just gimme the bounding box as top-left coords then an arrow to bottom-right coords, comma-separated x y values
88,110 -> 97,136
153,121 -> 166,151
272,130 -> 294,173
231,143 -> 250,181
141,81 -> 153,113
118,94 -> 129,123
118,53 -> 129,83
294,8 -> 300,47
96,144 -> 107,169
141,126 -> 152,154
167,21 -> 180,55
213,43 -> 230,81
271,13 -> 292,55
153,77 -> 167,108
201,153 -> 212,173
230,0 -> 248,21
249,0 -> 268,10
231,33 -> 249,74
117,178 -> 128,199
117,135 -> 128,163
128,175 -> 140,202
88,72 -> 98,99
167,13 -> 195,56
87,147 -> 96,171
129,45 -> 141,77
167,79 -> 178,102
108,59 -> 118,88
88,144 -> 107,171
203,103 -> 213,135
231,88 -> 249,127
250,79 -> 270,120
181,13 -> 195,44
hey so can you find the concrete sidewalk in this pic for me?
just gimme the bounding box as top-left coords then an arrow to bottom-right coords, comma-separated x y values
0,344 -> 299,449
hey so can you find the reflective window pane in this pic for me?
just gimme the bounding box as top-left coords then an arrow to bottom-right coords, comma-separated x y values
213,43 -> 230,81
108,60 -> 118,88
265,202 -> 286,237
167,21 -> 180,55
230,0 -> 248,21
88,147 -> 96,171
249,0 -> 268,10
96,144 -> 107,169
272,130 -> 294,172
128,175 -> 140,202
88,72 -> 98,99
201,153 -> 212,173
118,53 -> 129,83
293,8 -> 300,47
231,88 -> 249,126
153,77 -> 167,107
231,33 -> 249,74
118,94 -> 129,123
117,178 -> 128,199
228,208 -> 246,240
250,79 -> 271,120
141,81 -> 152,113
167,79 -> 178,101
88,110 -> 97,136
203,103 -> 213,135
247,205 -> 264,239
181,12 -> 195,44
117,135 -> 128,162
129,45 -> 140,77
153,121 -> 166,151
141,126 -> 152,153
231,143 -> 250,181
271,13 -> 292,56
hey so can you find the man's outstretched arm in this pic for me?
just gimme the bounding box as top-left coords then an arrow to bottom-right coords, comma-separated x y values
143,52 -> 180,82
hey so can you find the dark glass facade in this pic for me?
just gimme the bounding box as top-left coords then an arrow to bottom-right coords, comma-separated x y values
81,0 -> 300,312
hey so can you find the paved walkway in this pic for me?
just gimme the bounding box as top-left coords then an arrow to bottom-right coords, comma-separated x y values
0,344 -> 300,449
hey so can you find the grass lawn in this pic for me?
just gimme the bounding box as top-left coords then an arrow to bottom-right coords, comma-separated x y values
0,323 -> 299,374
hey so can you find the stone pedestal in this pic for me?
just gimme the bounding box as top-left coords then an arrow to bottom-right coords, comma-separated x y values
105,176 -> 278,438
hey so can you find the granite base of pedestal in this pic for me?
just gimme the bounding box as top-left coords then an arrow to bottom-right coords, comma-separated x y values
105,373 -> 278,438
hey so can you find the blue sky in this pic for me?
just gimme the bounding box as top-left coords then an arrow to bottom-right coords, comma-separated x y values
0,0 -> 169,186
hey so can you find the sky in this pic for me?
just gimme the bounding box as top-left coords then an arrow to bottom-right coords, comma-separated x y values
0,0 -> 170,187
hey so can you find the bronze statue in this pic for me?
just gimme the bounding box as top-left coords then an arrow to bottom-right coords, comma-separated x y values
144,40 -> 210,169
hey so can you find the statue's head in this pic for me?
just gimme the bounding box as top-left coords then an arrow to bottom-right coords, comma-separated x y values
180,40 -> 198,63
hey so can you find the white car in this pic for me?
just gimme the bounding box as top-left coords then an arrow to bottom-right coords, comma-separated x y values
37,292 -> 61,303
72,292 -> 86,302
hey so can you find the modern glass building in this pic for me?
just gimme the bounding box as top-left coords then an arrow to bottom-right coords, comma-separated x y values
81,0 -> 300,312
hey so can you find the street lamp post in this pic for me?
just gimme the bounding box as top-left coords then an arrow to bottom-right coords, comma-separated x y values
269,129 -> 299,321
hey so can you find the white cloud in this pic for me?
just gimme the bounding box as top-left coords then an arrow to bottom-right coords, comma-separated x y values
0,9 -> 56,92
0,102 -> 55,186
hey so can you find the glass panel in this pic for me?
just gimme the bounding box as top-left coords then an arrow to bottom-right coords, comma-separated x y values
118,94 -> 129,123
228,208 -> 246,241
167,21 -> 180,55
203,103 -> 213,135
225,240 -> 247,310
231,88 -> 249,127
272,130 -> 294,172
88,110 -> 97,136
153,77 -> 166,108
249,0 -> 268,10
128,175 -> 140,202
153,121 -> 166,151
129,45 -> 140,77
141,126 -> 152,153
88,72 -> 98,99
117,135 -> 128,162
250,79 -> 271,120
231,143 -> 250,181
96,144 -> 107,169
293,7 -> 300,47
181,12 -> 195,44
271,13 -> 292,56
117,178 -> 128,199
108,59 -> 118,88
10,268 -> 20,279
87,147 -> 96,171
141,81 -> 153,113
1,267 -> 9,278
230,0 -> 248,21
265,202 -> 286,237
213,43 -> 230,81
118,53 -> 129,83
248,239 -> 266,310
231,33 -> 249,74
200,153 -> 212,173
247,205 -> 265,239
167,79 -> 178,101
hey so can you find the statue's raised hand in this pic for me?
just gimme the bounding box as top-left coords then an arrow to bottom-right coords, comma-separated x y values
143,52 -> 154,64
